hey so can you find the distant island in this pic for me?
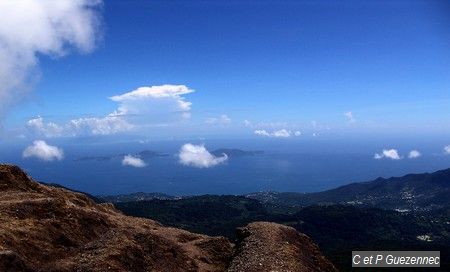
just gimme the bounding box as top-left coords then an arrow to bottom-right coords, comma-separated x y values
75,150 -> 169,162
211,148 -> 264,157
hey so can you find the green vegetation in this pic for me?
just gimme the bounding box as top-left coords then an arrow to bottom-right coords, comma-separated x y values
247,168 -> 450,212
116,195 -> 274,238
114,197 -> 450,271
108,168 -> 450,271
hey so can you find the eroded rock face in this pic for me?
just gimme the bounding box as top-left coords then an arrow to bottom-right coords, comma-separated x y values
0,164 -> 336,272
228,222 -> 337,272
0,165 -> 233,272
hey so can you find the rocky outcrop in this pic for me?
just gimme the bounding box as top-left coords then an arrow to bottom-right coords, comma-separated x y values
0,165 -> 232,272
0,164 -> 336,272
228,222 -> 337,272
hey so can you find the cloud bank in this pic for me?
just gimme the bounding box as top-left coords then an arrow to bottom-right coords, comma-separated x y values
206,114 -> 231,125
25,85 -> 194,137
374,149 -> 401,160
68,116 -> 133,136
26,115 -> 133,137
244,120 -> 289,129
178,143 -> 228,168
0,0 -> 102,119
122,155 -> 146,168
254,129 -> 301,138
22,140 -> 64,161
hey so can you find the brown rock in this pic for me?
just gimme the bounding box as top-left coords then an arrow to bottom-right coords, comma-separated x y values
0,165 -> 233,272
228,222 -> 337,272
0,164 -> 337,272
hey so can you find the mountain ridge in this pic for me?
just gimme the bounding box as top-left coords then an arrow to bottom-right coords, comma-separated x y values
98,167 -> 450,212
0,164 -> 336,272
246,167 -> 450,212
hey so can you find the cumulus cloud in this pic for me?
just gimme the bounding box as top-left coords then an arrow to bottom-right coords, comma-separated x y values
122,155 -> 146,168
22,140 -> 64,161
178,143 -> 228,168
444,145 -> 450,154
272,129 -> 291,138
254,129 -> 301,138
26,116 -> 64,137
206,114 -> 231,125
344,111 -> 355,123
374,149 -> 401,160
109,85 -> 194,121
25,84 -> 194,137
0,0 -> 102,119
408,150 -> 421,159
254,130 -> 271,137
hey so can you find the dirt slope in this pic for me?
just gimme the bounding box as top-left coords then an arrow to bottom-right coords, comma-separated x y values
0,164 -> 336,272
228,222 -> 337,272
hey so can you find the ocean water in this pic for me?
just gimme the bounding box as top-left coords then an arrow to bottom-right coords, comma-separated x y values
1,139 -> 450,195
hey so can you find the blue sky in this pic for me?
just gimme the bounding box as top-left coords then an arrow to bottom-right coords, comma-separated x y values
2,0 -> 450,141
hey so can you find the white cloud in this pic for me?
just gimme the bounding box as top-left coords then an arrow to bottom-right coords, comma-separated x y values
178,143 -> 228,168
68,116 -> 133,136
374,153 -> 384,160
26,115 -> 132,137
344,111 -> 355,122
206,114 -> 231,125
254,130 -> 271,137
408,150 -> 421,159
254,129 -> 293,138
22,140 -> 64,161
109,85 -> 194,120
26,116 -> 64,137
374,149 -> 401,160
294,131 -> 302,136
0,0 -> 102,119
272,129 -> 291,138
444,145 -> 450,154
243,120 -> 290,129
24,84 -> 195,137
122,155 -> 146,168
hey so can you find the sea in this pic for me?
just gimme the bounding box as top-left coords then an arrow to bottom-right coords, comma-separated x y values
1,137 -> 449,196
